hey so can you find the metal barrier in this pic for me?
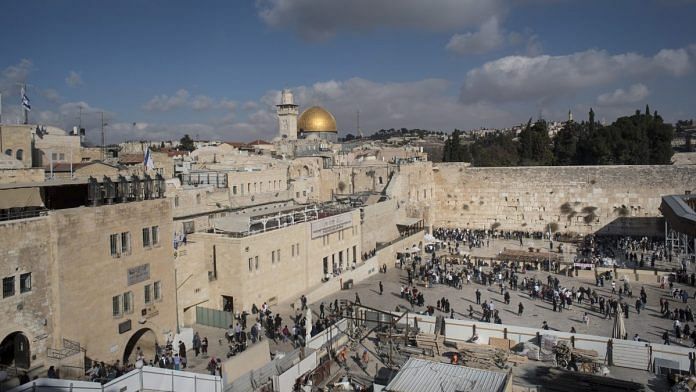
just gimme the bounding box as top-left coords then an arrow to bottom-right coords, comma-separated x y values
195,306 -> 234,329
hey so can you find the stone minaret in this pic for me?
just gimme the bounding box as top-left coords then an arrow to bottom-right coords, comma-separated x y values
277,89 -> 298,140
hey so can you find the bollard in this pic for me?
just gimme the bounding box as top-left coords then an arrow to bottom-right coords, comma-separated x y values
690,352 -> 696,376
504,328 -> 508,340
570,335 -> 575,348
536,332 -> 541,347
607,339 -> 613,366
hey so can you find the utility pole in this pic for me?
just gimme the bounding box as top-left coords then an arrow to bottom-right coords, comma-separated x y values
100,112 -> 106,161
357,110 -> 364,139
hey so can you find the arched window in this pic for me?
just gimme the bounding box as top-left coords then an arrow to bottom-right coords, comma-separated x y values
4,149 -> 12,156
15,149 -> 23,161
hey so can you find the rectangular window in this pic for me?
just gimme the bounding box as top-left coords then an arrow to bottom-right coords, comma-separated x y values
59,153 -> 65,160
20,273 -> 31,293
110,234 -> 119,256
296,243 -> 300,257
248,258 -> 253,272
232,185 -> 237,195
272,250 -> 276,264
2,277 -> 15,298
123,291 -> 133,313
291,244 -> 295,257
112,295 -> 121,317
121,232 -> 130,254
51,152 -> 58,161
154,281 -> 161,300
277,249 -> 281,262
152,226 -> 159,245
255,256 -> 259,270
142,228 -> 151,247
144,284 -> 152,304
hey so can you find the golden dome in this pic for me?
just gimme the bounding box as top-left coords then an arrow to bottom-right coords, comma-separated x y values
297,106 -> 337,133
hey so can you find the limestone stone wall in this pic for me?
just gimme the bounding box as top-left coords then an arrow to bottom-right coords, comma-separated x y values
0,125 -> 33,167
180,210 -> 362,314
360,199 -> 401,253
33,133 -> 81,166
0,168 -> 44,184
429,164 -> 696,234
51,199 -> 177,362
0,216 -> 55,365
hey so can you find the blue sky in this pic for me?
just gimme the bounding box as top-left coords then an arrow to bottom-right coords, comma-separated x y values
1,0 -> 695,142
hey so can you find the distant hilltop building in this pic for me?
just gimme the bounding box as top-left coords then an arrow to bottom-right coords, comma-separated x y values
276,89 -> 338,142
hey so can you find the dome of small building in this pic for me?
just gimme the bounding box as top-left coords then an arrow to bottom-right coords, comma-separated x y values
297,106 -> 337,133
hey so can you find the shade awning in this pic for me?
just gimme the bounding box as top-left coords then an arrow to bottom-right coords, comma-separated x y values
397,217 -> 421,227
0,187 -> 44,209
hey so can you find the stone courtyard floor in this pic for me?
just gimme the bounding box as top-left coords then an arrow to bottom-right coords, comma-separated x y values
183,238 -> 690,390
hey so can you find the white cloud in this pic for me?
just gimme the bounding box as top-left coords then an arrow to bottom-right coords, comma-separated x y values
1,59 -> 32,96
257,0 -> 504,40
597,84 -> 650,106
191,95 -> 215,111
143,90 -> 238,112
218,99 -> 237,111
242,77 -> 510,139
143,89 -> 190,112
460,45 -> 696,103
446,17 -> 506,55
65,71 -> 83,87
108,122 -> 216,143
41,88 -> 63,103
242,101 -> 259,111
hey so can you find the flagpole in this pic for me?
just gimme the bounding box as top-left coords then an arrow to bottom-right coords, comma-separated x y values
23,84 -> 28,124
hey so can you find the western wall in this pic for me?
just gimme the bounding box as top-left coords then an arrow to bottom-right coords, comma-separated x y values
412,164 -> 696,236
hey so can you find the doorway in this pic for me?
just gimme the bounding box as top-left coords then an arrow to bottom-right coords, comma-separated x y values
222,295 -> 234,313
122,328 -> 157,364
0,332 -> 30,369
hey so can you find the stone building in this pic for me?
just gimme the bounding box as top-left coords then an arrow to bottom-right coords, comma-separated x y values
0,176 -> 177,371
0,124 -> 33,167
176,205 -> 362,319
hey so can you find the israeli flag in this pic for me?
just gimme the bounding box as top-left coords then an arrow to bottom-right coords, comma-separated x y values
144,147 -> 155,171
21,87 -> 31,111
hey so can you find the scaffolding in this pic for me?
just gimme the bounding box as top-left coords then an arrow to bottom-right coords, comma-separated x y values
661,194 -> 696,267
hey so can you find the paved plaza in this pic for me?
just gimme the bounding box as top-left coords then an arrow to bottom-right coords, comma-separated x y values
181,237 -> 693,389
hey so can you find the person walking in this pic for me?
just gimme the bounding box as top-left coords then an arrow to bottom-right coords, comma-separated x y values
518,302 -> 524,316
475,289 -> 481,305
201,337 -> 209,357
379,281 -> 384,295
355,292 -> 361,305
192,332 -> 201,357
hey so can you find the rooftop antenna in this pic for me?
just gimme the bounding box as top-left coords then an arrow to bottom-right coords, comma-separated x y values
357,110 -> 364,139
100,112 -> 107,161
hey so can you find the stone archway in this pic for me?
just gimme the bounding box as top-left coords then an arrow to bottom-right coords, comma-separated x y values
0,331 -> 30,369
122,328 -> 157,364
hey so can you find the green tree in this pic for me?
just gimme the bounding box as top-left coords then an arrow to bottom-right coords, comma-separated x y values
179,134 -> 195,151
553,121 -> 579,165
469,131 -> 519,166
518,120 -> 553,165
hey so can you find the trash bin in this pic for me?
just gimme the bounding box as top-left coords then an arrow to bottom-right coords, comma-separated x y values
343,279 -> 354,290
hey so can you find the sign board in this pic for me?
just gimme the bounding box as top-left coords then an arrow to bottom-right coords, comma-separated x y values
127,264 -> 150,286
310,213 -> 353,239
118,319 -> 132,334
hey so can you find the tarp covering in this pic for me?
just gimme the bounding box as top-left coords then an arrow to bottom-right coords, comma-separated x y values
396,217 -> 421,227
0,187 -> 43,209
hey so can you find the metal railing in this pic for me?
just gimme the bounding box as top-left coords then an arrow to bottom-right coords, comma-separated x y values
0,208 -> 48,222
